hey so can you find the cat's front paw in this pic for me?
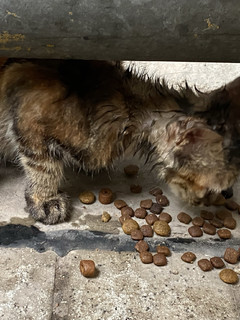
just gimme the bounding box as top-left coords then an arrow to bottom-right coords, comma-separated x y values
25,192 -> 71,224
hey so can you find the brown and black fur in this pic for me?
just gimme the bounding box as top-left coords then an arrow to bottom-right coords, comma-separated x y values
0,59 -> 239,224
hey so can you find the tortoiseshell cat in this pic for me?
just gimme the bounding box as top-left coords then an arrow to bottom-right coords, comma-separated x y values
0,59 -> 239,224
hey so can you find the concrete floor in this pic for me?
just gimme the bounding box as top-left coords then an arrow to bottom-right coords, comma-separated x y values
0,62 -> 240,320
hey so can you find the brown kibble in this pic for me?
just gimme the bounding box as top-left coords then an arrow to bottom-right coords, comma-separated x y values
79,191 -> 95,204
181,252 -> 196,263
98,188 -> 113,204
210,218 -> 223,228
192,217 -> 204,227
122,219 -> 139,235
114,199 -> 127,209
149,187 -> 163,196
223,217 -> 237,230
156,245 -> 171,256
145,213 -> 158,225
80,260 -> 96,277
134,208 -> 147,219
217,229 -> 232,239
119,215 -> 131,225
213,194 -> 226,206
225,199 -> 239,211
159,212 -> 172,223
210,257 -> 225,269
202,222 -> 216,235
150,203 -> 163,214
200,210 -> 214,220
224,248 -> 239,264
140,224 -> 153,237
215,209 -> 232,221
135,240 -> 149,252
156,194 -> 169,207
124,164 -> 139,177
153,220 -> 171,236
140,251 -> 153,264
130,184 -> 142,193
121,206 -> 134,217
131,229 -> 144,241
188,226 -> 203,237
101,211 -> 111,223
153,253 -> 167,266
198,259 -> 213,271
177,212 -> 192,224
140,199 -> 153,209
219,269 -> 239,284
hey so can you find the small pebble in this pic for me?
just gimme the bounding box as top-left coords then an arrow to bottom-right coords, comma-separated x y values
122,219 -> 139,235
156,194 -> 169,207
131,229 -> 144,241
145,213 -> 159,225
159,212 -> 172,223
130,184 -> 142,193
223,217 -> 237,229
156,245 -> 171,256
140,199 -> 153,209
210,257 -> 225,269
114,199 -> 127,209
224,248 -> 239,264
202,222 -> 216,235
181,252 -> 196,263
101,211 -> 111,223
200,210 -> 214,220
198,259 -> 213,271
177,212 -> 192,224
153,253 -> 167,266
192,217 -> 204,227
219,269 -> 239,284
140,224 -> 153,237
135,240 -> 149,252
153,220 -> 171,236
149,187 -> 163,196
150,203 -> 163,214
188,226 -> 203,237
217,229 -> 232,239
134,208 -> 147,219
140,251 -> 153,264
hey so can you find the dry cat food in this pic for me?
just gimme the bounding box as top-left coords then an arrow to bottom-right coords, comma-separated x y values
188,226 -> 203,237
153,220 -> 171,236
130,184 -> 142,193
140,224 -> 153,237
217,229 -> 232,239
200,210 -> 214,220
223,217 -> 236,229
210,218 -> 223,228
159,212 -> 172,223
210,257 -> 225,269
124,164 -> 139,176
150,203 -> 163,214
145,213 -> 159,225
140,199 -> 153,209
224,248 -> 239,264
156,245 -> 171,256
156,194 -> 169,207
134,208 -> 147,219
149,187 -> 163,196
114,199 -> 127,209
215,209 -> 232,221
98,188 -> 113,204
202,222 -> 216,235
79,191 -> 95,204
177,212 -> 192,224
219,269 -> 239,284
192,217 -> 204,227
181,252 -> 196,263
101,211 -> 111,222
80,260 -> 96,277
135,240 -> 149,252
119,215 -> 132,225
198,259 -> 213,271
121,206 -> 134,217
122,218 -> 139,235
225,199 -> 239,211
131,229 -> 144,240
153,253 -> 167,266
140,251 -> 153,264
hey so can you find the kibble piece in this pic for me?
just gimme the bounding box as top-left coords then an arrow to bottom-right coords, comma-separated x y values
225,199 -> 239,211
200,210 -> 214,220
177,212 -> 192,224
121,206 -> 134,217
213,194 -> 226,206
192,217 -> 204,227
101,211 -> 111,222
153,253 -> 167,266
80,260 -> 96,277
140,199 -> 153,209
198,259 -> 213,271
219,269 -> 239,284
134,208 -> 147,219
119,215 -> 131,225
159,212 -> 172,223
150,203 -> 163,214
210,257 -> 225,269
98,188 -> 113,204
203,222 -> 216,235
114,199 -> 127,209
79,191 -> 95,204
217,229 -> 232,239
140,224 -> 153,237
223,217 -> 237,230
122,219 -> 139,235
210,218 -> 223,228
124,164 -> 139,177
188,226 -> 203,237
140,251 -> 153,264
156,194 -> 169,207
135,240 -> 149,252
153,220 -> 171,236
131,229 -> 144,241
181,252 -> 196,263
156,245 -> 171,256
149,187 -> 163,196
145,213 -> 159,225
215,209 -> 232,221
224,248 -> 240,264
130,184 -> 142,193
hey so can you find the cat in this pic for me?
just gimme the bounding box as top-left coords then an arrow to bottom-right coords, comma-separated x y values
0,59 -> 239,224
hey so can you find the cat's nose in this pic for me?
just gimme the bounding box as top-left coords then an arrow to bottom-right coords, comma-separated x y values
221,187 -> 233,199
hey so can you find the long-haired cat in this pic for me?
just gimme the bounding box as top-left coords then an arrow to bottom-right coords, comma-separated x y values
0,59 -> 239,224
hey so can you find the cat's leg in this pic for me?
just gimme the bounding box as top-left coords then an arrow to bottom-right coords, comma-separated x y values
20,153 -> 71,224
